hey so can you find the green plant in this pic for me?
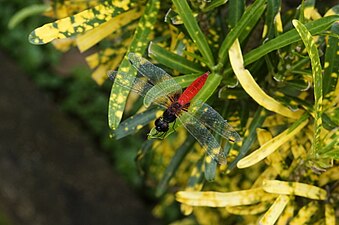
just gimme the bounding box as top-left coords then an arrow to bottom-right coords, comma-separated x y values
27,0 -> 338,224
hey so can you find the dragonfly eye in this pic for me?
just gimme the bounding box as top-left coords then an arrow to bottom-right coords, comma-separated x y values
155,118 -> 169,132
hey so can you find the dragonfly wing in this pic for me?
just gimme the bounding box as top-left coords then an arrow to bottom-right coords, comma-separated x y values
144,79 -> 182,107
108,70 -> 168,109
189,101 -> 242,142
128,52 -> 178,85
178,112 -> 227,165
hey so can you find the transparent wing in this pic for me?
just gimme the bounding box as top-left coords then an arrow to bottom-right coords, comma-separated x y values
189,101 -> 242,142
108,70 -> 168,109
144,79 -> 181,107
128,53 -> 182,90
178,112 -> 227,165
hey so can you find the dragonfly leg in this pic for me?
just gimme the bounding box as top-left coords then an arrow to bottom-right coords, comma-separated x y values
154,130 -> 167,139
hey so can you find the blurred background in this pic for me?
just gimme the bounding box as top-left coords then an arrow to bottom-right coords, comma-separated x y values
1,0 -> 338,225
0,1 -> 160,224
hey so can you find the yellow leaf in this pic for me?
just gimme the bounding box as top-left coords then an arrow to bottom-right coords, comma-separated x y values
237,116 -> 308,168
262,180 -> 327,200
76,8 -> 142,52
289,201 -> 319,225
325,204 -> 336,225
229,39 -> 304,119
277,202 -> 294,225
51,38 -> 75,52
180,204 -> 193,216
176,188 -> 277,207
252,167 -> 278,188
226,203 -> 269,215
318,166 -> 339,186
91,64 -> 109,85
259,195 -> 290,225
256,128 -> 273,146
43,1 -> 100,19
29,1 -> 134,44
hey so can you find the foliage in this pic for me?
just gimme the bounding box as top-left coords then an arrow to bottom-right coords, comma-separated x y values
26,0 -> 339,224
3,1 -> 142,186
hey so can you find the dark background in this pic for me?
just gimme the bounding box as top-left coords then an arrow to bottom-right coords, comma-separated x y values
0,1 -> 160,224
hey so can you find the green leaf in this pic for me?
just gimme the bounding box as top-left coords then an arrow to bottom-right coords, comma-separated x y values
108,0 -> 160,130
156,136 -> 196,197
204,157 -> 217,181
29,1 -> 132,44
114,107 -> 160,139
202,0 -> 228,12
227,107 -> 267,171
322,113 -> 339,130
172,0 -> 215,67
323,22 -> 339,97
8,4 -> 49,29
263,0 -> 281,39
319,130 -> 339,159
242,15 -> 339,67
148,42 -> 204,74
218,0 -> 266,66
187,157 -> 205,189
292,19 -> 323,159
227,0 -> 245,29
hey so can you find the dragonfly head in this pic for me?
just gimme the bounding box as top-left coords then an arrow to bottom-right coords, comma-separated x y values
155,117 -> 169,132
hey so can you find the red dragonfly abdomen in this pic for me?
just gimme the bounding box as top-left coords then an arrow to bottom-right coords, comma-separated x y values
177,72 -> 209,106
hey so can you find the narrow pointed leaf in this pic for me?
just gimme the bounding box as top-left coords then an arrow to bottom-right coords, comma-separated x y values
259,195 -> 290,225
242,15 -> 339,67
237,114 -> 308,168
226,0 -> 245,29
292,19 -> 323,159
148,42 -> 204,74
176,188 -> 277,207
76,8 -> 142,52
29,2 -> 132,44
325,204 -> 336,225
318,166 -> 339,186
108,0 -> 160,130
289,202 -> 319,225
202,0 -> 228,12
227,107 -> 266,171
323,22 -> 339,97
172,0 -> 214,67
114,107 -> 160,139
229,39 -> 304,119
218,0 -> 266,65
180,157 -> 205,215
9,4 -> 50,29
262,180 -> 327,200
204,157 -> 217,182
262,0 -> 282,39
156,136 -> 195,197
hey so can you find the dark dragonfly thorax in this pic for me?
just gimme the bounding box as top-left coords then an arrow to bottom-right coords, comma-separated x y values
155,101 -> 190,132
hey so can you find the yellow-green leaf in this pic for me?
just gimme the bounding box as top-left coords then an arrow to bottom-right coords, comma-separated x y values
237,114 -> 308,168
262,180 -> 327,200
259,195 -> 290,225
292,19 -> 323,160
76,8 -> 142,52
108,0 -> 160,130
289,201 -> 319,225
325,204 -> 336,225
29,1 -> 132,44
229,38 -> 304,119
176,188 -> 277,207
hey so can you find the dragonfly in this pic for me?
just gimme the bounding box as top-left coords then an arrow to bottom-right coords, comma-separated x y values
109,53 -> 241,164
